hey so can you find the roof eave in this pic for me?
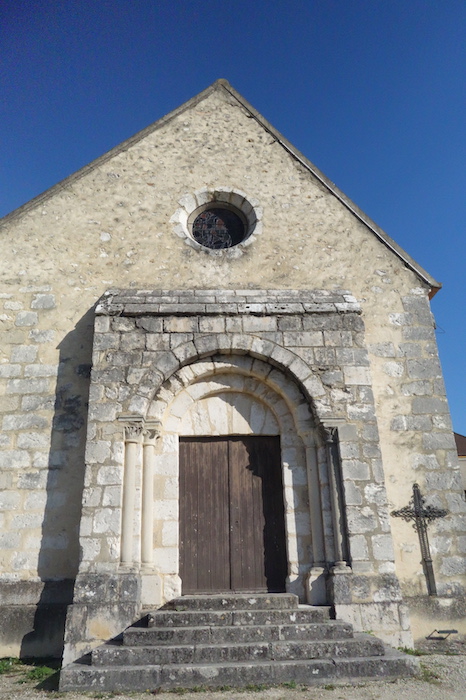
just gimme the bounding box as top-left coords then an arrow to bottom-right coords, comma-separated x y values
217,80 -> 441,296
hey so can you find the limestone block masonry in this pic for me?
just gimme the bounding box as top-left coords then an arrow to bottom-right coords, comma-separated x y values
64,288 -> 417,662
0,80 -> 465,665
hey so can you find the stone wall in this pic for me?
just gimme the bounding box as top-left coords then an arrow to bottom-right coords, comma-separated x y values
0,81 -> 464,657
366,290 -> 465,597
62,289 -> 413,658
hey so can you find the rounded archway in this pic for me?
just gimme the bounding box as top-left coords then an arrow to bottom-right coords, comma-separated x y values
148,355 -> 328,602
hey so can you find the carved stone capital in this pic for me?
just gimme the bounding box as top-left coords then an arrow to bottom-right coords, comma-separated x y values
118,414 -> 144,443
124,423 -> 143,443
322,425 -> 338,444
143,421 -> 162,446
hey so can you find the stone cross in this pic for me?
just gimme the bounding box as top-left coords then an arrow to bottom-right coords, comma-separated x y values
391,483 -> 447,596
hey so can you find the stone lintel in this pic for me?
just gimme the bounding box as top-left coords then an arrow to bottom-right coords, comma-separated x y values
95,289 -> 362,317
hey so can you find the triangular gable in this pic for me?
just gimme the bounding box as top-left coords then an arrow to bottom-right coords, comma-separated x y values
0,79 -> 441,296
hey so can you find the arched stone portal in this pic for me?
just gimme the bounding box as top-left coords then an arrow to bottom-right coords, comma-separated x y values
144,356 -> 331,602
63,289 -> 412,666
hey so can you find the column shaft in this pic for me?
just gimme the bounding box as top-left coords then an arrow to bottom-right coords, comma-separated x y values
141,426 -> 158,566
120,425 -> 142,566
325,427 -> 349,568
306,445 -> 326,566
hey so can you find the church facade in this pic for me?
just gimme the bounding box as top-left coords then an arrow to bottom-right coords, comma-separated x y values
0,80 -> 465,664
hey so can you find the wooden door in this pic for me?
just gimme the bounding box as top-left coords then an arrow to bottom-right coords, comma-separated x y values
179,436 -> 287,594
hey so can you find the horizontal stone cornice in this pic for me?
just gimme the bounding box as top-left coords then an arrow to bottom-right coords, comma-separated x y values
95,289 -> 361,317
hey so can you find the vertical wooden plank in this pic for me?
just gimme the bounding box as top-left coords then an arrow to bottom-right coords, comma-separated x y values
179,438 -> 196,593
179,438 -> 230,593
229,438 -> 242,590
180,435 -> 287,594
214,439 -> 231,590
230,436 -> 287,592
229,437 -> 265,591
195,439 -> 211,592
229,438 -> 252,590
249,437 -> 268,589
196,438 -> 230,592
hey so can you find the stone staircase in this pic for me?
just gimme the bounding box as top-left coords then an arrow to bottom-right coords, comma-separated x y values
60,594 -> 418,691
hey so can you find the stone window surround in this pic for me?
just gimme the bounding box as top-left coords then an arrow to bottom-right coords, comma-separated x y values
170,187 -> 263,255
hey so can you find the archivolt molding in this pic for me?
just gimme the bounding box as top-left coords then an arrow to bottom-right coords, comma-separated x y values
148,355 -> 316,446
126,334 -> 328,426
147,355 -> 320,597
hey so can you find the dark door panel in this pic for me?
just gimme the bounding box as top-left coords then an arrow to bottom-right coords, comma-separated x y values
179,436 -> 286,593
179,438 -> 230,593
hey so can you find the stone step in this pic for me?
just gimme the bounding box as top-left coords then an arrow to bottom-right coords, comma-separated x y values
147,607 -> 329,628
59,594 -> 418,693
93,634 -> 385,666
60,650 -> 419,692
124,620 -> 353,646
161,593 -> 300,611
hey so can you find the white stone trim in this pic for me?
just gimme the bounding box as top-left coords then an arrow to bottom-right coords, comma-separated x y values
120,420 -> 143,566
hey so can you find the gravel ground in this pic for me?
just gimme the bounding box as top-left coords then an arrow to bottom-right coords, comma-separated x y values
0,646 -> 465,700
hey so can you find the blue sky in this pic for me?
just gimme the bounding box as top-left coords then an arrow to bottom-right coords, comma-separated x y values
1,1 -> 465,433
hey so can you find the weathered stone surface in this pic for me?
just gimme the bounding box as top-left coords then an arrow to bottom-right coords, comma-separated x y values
7,378 -> 50,394
391,415 -> 432,431
60,595 -> 417,691
343,460 -> 371,481
15,311 -> 38,326
11,345 -> 38,362
2,82 -> 465,665
163,593 -> 299,611
0,450 -> 31,468
29,328 -> 55,342
31,293 -> 56,309
347,506 -> 378,533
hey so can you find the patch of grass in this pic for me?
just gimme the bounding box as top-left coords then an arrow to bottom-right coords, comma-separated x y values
281,680 -> 297,689
324,684 -> 336,690
17,664 -> 55,684
418,663 -> 441,684
244,683 -> 269,691
398,646 -> 428,656
0,657 -> 22,674
15,659 -> 60,690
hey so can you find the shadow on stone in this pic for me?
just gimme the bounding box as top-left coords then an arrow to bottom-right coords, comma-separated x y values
18,307 -> 95,660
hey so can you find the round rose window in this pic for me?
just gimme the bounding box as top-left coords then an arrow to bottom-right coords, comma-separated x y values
191,207 -> 246,249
